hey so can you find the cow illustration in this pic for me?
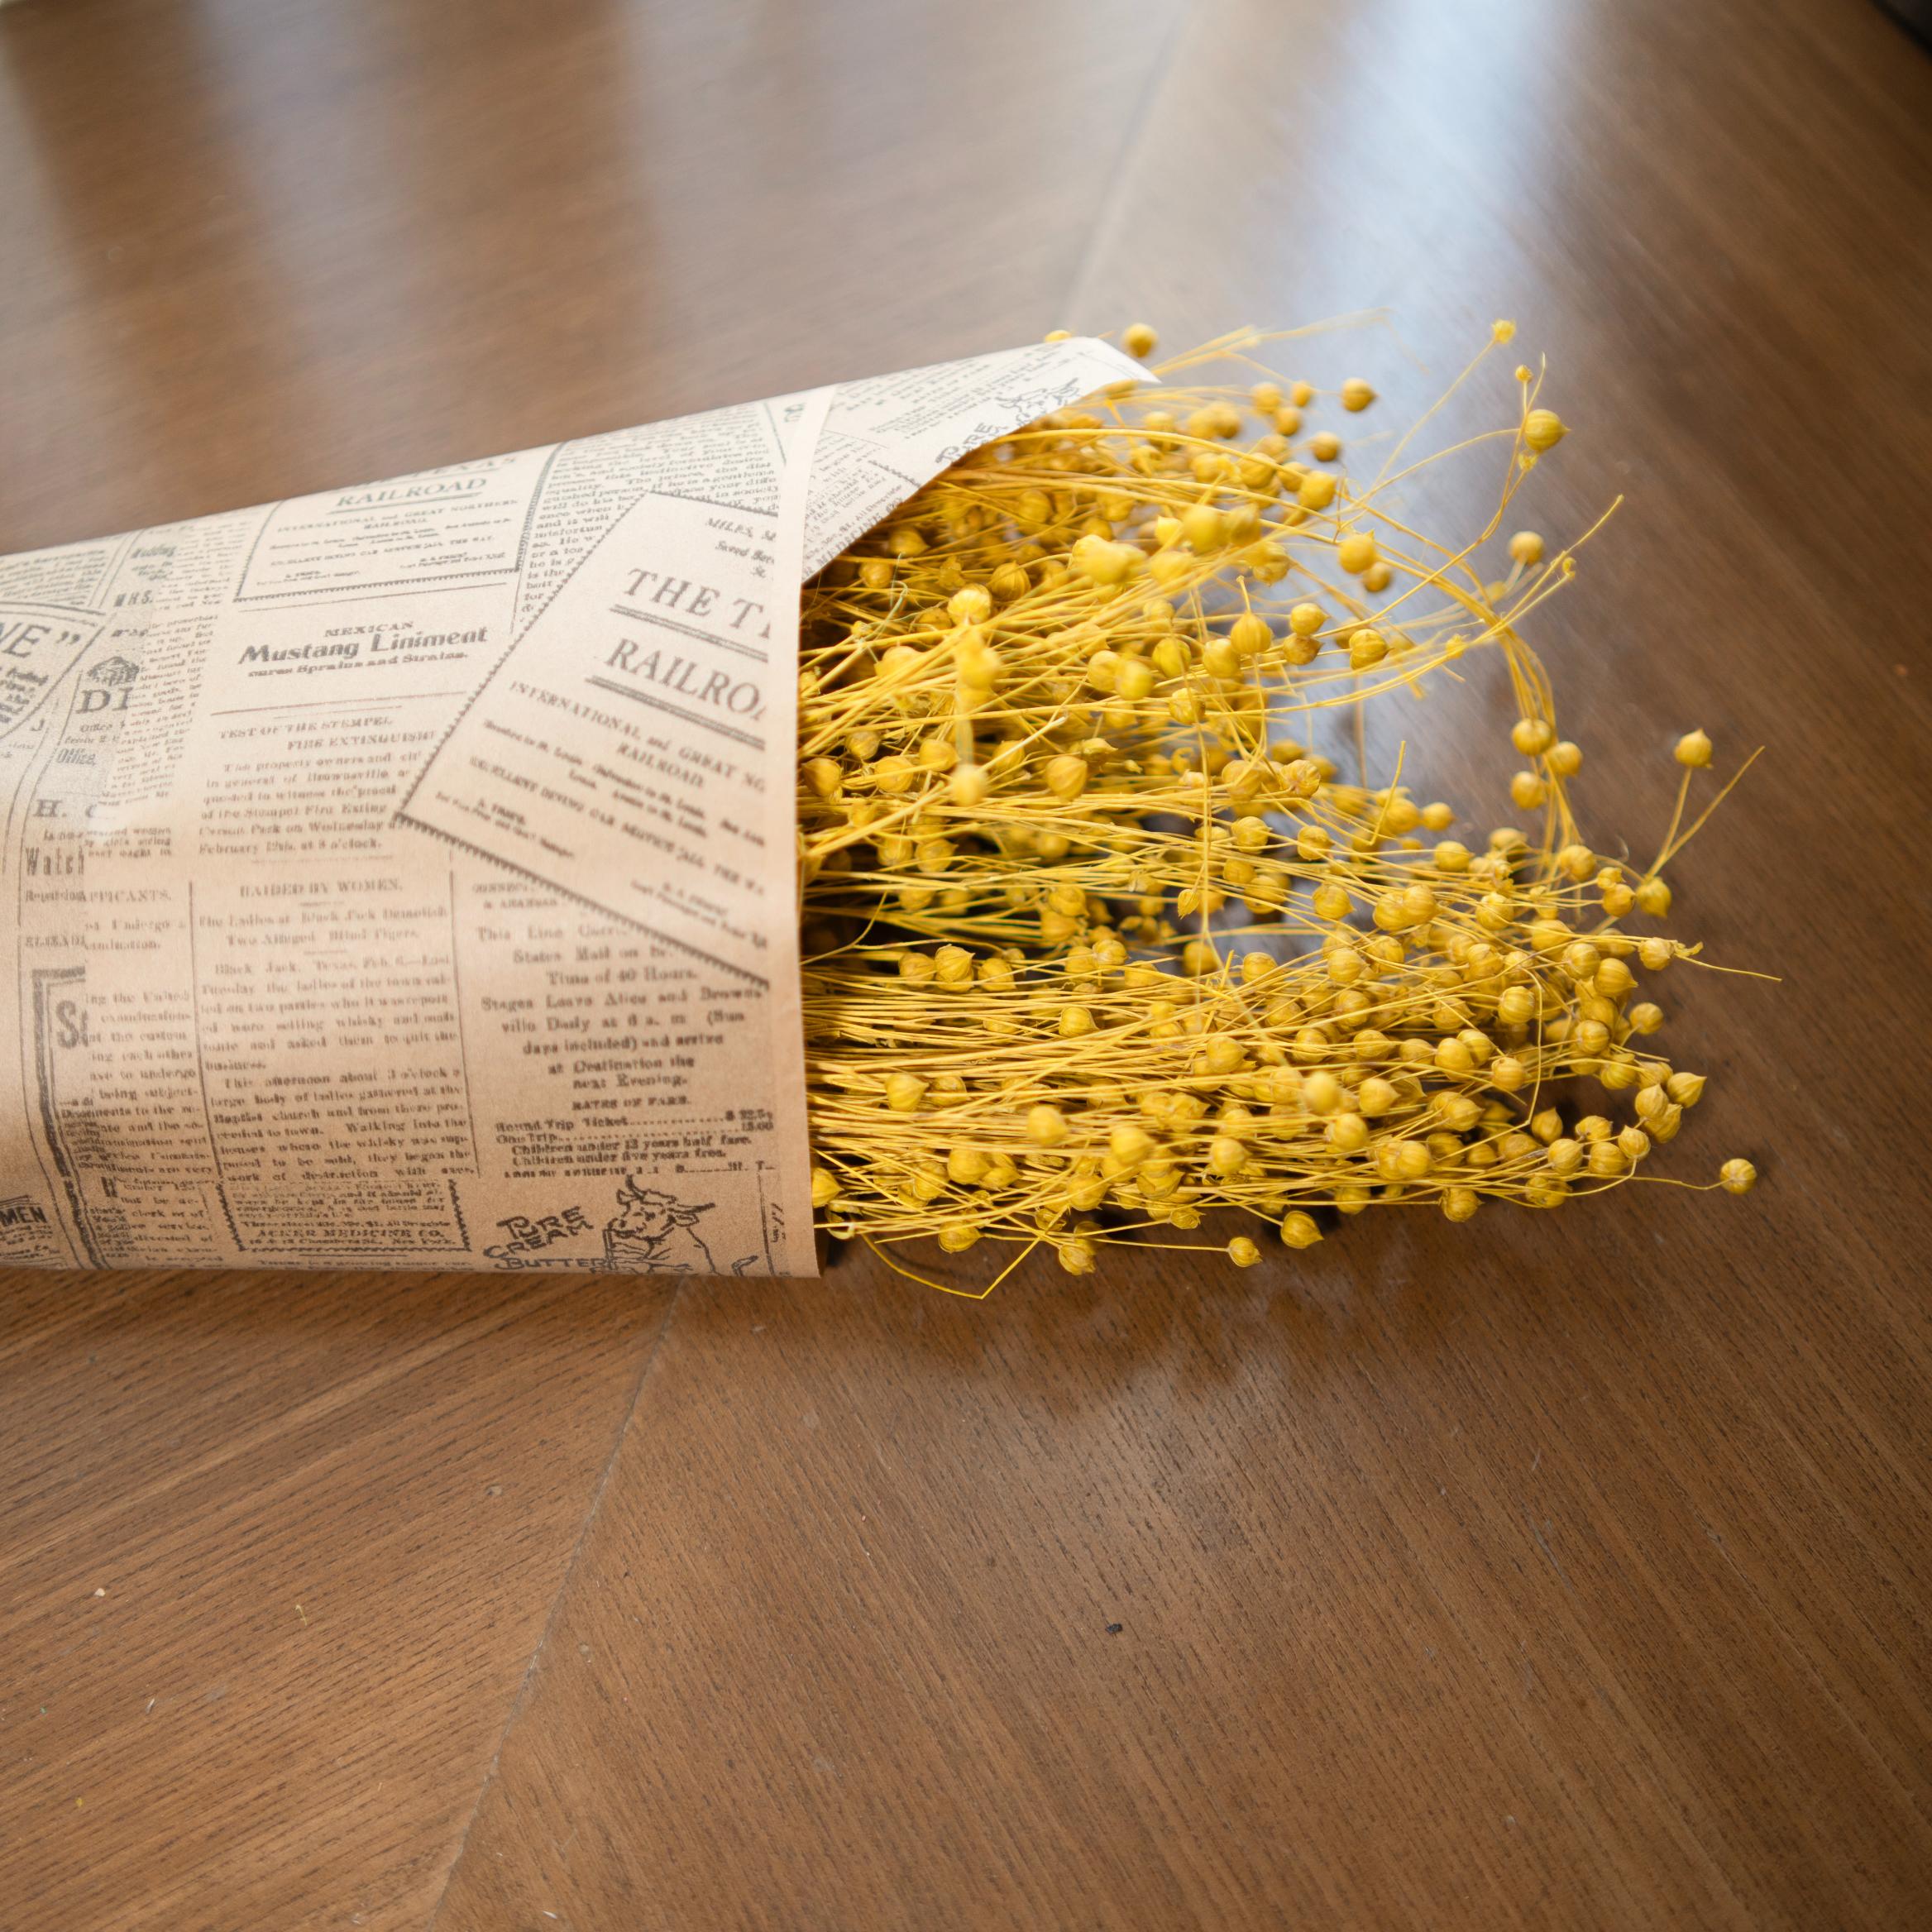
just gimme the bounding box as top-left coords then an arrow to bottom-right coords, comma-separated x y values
600,1179 -> 716,1274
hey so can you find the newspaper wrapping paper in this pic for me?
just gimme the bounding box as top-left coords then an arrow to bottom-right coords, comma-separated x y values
0,337 -> 1141,1274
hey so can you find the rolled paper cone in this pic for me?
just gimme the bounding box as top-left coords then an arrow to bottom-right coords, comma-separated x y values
0,338 -> 1141,1274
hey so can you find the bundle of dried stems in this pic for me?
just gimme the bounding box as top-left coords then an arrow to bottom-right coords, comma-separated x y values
795,325 -> 1757,1289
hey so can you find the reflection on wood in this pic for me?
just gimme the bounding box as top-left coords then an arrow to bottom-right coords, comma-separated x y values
2,0 -> 1929,1925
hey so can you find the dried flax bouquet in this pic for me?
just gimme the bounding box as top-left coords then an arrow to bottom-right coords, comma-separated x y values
795,325 -> 1757,1289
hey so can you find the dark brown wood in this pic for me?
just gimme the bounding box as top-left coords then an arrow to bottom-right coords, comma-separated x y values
0,1269 -> 674,1928
0,1 -> 1187,1925
3,0 -> 1930,1926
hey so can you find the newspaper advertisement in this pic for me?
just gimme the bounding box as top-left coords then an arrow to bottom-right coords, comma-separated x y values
0,336 -> 1139,1274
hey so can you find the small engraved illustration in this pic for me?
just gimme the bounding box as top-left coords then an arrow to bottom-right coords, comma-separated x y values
601,1178 -> 717,1274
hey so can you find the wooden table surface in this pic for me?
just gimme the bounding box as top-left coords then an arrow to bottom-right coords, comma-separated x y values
3,1 -> 1929,1925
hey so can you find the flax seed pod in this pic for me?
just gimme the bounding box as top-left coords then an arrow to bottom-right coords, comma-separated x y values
793,326 -> 1754,1288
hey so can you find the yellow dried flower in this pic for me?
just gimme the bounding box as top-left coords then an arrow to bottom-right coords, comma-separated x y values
1279,1212 -> 1323,1250
1523,408 -> 1567,452
795,326 -> 1758,1287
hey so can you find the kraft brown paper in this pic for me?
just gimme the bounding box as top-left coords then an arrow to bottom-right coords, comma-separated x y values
0,337 -> 1140,1274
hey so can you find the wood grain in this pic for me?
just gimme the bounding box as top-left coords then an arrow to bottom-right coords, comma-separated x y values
1,1270 -> 675,1928
0,0 -> 1184,1925
3,0 -> 1930,1926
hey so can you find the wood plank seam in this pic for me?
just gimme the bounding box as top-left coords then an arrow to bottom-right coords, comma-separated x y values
422,1279 -> 688,1930
1058,2 -> 1190,326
